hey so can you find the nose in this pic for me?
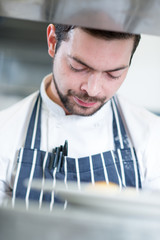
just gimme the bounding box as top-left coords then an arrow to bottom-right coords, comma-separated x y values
80,72 -> 102,97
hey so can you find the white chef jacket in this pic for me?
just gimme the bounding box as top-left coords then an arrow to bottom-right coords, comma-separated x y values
0,73 -> 160,202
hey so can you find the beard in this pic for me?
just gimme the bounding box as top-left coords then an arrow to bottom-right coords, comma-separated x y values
52,74 -> 107,116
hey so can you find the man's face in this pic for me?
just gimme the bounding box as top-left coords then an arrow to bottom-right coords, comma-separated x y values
52,28 -> 134,116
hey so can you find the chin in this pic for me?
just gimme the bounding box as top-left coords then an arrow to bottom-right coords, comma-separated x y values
71,105 -> 102,116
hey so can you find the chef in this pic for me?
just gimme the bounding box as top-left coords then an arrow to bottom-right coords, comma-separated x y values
0,24 -> 160,208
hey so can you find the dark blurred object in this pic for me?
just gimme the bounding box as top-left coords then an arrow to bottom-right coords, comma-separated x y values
0,17 -> 50,99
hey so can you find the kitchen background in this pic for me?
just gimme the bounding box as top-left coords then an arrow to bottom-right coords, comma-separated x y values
0,16 -> 160,115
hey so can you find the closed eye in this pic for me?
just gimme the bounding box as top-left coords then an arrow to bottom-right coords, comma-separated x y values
106,68 -> 126,80
69,64 -> 88,72
107,72 -> 121,80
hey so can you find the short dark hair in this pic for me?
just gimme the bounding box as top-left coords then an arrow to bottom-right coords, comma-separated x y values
54,24 -> 141,63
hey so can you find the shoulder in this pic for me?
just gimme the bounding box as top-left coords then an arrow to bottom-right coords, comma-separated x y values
116,93 -> 160,152
0,91 -> 39,128
116,94 -> 159,119
116,94 -> 159,131
0,91 -> 39,157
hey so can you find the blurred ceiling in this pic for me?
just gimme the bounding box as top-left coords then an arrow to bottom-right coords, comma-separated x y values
0,0 -> 160,36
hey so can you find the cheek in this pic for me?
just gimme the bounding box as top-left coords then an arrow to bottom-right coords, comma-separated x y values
114,78 -> 126,92
103,78 -> 125,97
61,66 -> 84,90
55,64 -> 81,91
112,71 -> 128,91
54,58 -> 70,89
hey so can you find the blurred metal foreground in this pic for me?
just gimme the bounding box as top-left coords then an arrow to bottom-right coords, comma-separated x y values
0,200 -> 160,240
0,0 -> 160,36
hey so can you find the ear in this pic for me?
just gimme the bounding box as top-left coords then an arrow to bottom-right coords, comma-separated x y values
47,24 -> 57,57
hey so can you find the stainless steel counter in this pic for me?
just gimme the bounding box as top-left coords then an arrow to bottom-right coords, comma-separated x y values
0,0 -> 160,36
1,200 -> 160,240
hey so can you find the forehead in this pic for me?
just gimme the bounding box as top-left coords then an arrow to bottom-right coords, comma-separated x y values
61,28 -> 134,69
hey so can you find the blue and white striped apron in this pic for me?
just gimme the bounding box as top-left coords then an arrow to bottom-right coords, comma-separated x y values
12,94 -> 141,208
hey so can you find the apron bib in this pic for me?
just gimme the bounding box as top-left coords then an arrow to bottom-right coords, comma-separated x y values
12,94 -> 141,208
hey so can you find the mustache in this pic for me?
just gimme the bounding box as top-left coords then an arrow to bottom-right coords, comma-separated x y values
67,90 -> 106,103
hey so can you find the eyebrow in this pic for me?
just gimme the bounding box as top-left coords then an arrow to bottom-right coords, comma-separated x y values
68,55 -> 129,72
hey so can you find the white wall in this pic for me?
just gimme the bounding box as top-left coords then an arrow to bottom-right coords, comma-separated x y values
118,34 -> 160,114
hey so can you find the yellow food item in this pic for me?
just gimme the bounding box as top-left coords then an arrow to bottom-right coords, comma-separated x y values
85,181 -> 138,197
94,181 -> 117,187
85,181 -> 119,194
